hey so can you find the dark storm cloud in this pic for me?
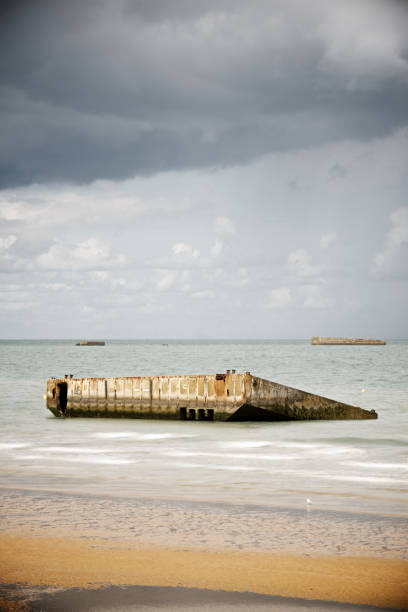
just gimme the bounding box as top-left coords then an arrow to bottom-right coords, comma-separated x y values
0,0 -> 407,187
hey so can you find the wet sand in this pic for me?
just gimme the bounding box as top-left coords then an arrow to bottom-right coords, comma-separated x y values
0,489 -> 407,611
1,585 -> 405,612
1,534 -> 408,610
1,488 -> 407,558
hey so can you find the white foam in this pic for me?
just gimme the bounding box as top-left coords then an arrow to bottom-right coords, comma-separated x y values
16,453 -> 132,465
274,441 -> 324,449
220,441 -> 271,449
314,473 -> 408,485
91,432 -> 199,441
273,442 -> 364,456
164,450 -> 298,461
308,447 -> 364,456
164,451 -> 198,457
0,443 -> 29,450
61,456 -> 133,465
342,461 -> 408,471
139,433 -> 198,441
19,454 -> 42,460
211,464 -> 260,472
169,461 -> 261,472
92,432 -> 133,439
242,452 -> 299,461
167,461 -> 210,470
38,446 -> 105,454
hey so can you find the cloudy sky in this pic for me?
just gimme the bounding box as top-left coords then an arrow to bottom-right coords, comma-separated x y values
1,0 -> 407,339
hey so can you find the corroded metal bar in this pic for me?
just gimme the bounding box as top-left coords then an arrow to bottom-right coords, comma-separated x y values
46,372 -> 377,421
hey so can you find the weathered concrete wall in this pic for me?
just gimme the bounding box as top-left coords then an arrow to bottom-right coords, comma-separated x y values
46,372 -> 377,421
312,337 -> 386,345
238,376 -> 376,420
46,372 -> 247,420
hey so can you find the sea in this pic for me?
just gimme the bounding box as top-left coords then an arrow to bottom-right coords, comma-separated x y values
0,339 -> 407,523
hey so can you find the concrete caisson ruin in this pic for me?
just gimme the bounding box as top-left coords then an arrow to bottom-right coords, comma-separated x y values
312,337 -> 386,345
46,371 -> 377,421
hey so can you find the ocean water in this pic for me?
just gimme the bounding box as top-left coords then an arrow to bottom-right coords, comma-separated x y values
0,339 -> 407,518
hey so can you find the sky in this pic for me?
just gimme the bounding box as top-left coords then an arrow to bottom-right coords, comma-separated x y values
0,0 -> 407,339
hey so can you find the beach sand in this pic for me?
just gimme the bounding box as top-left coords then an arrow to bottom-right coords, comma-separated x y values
0,490 -> 407,611
0,534 -> 407,610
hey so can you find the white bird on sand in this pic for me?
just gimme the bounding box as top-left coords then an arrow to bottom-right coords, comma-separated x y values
306,498 -> 312,505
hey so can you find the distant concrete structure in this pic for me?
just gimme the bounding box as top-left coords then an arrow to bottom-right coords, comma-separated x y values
76,341 -> 105,346
312,337 -> 386,345
46,371 -> 377,421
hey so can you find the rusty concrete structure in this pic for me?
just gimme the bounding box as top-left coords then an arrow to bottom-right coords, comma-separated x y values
312,337 -> 386,345
46,371 -> 377,421
76,340 -> 105,346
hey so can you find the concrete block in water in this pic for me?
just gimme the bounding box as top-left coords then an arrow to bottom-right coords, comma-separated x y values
46,372 -> 378,421
312,337 -> 386,345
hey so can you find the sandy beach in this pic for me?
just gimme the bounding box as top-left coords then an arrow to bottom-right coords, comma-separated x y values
1,489 -> 407,611
1,533 -> 407,610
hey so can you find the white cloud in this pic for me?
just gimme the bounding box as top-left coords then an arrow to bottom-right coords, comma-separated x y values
110,277 -> 128,288
0,235 -> 24,272
89,270 -> 109,283
299,284 -> 332,309
179,270 -> 192,292
0,301 -> 33,312
210,239 -> 223,258
139,300 -> 166,315
41,282 -> 73,291
154,267 -> 193,293
224,267 -> 250,289
0,235 -> 17,251
0,185 -> 197,230
74,238 -> 106,261
288,249 -> 320,277
172,242 -> 200,259
0,121 -> 407,339
372,207 -> 408,279
318,2 -> 408,90
0,289 -> 32,301
0,283 -> 36,312
81,305 -> 94,314
0,203 -> 25,221
265,287 -> 292,309
202,267 -> 224,283
190,290 -> 215,300
36,237 -> 126,271
213,216 -> 236,235
155,269 -> 178,291
320,232 -> 336,249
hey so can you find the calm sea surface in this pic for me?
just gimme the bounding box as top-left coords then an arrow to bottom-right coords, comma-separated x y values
0,340 -> 407,517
